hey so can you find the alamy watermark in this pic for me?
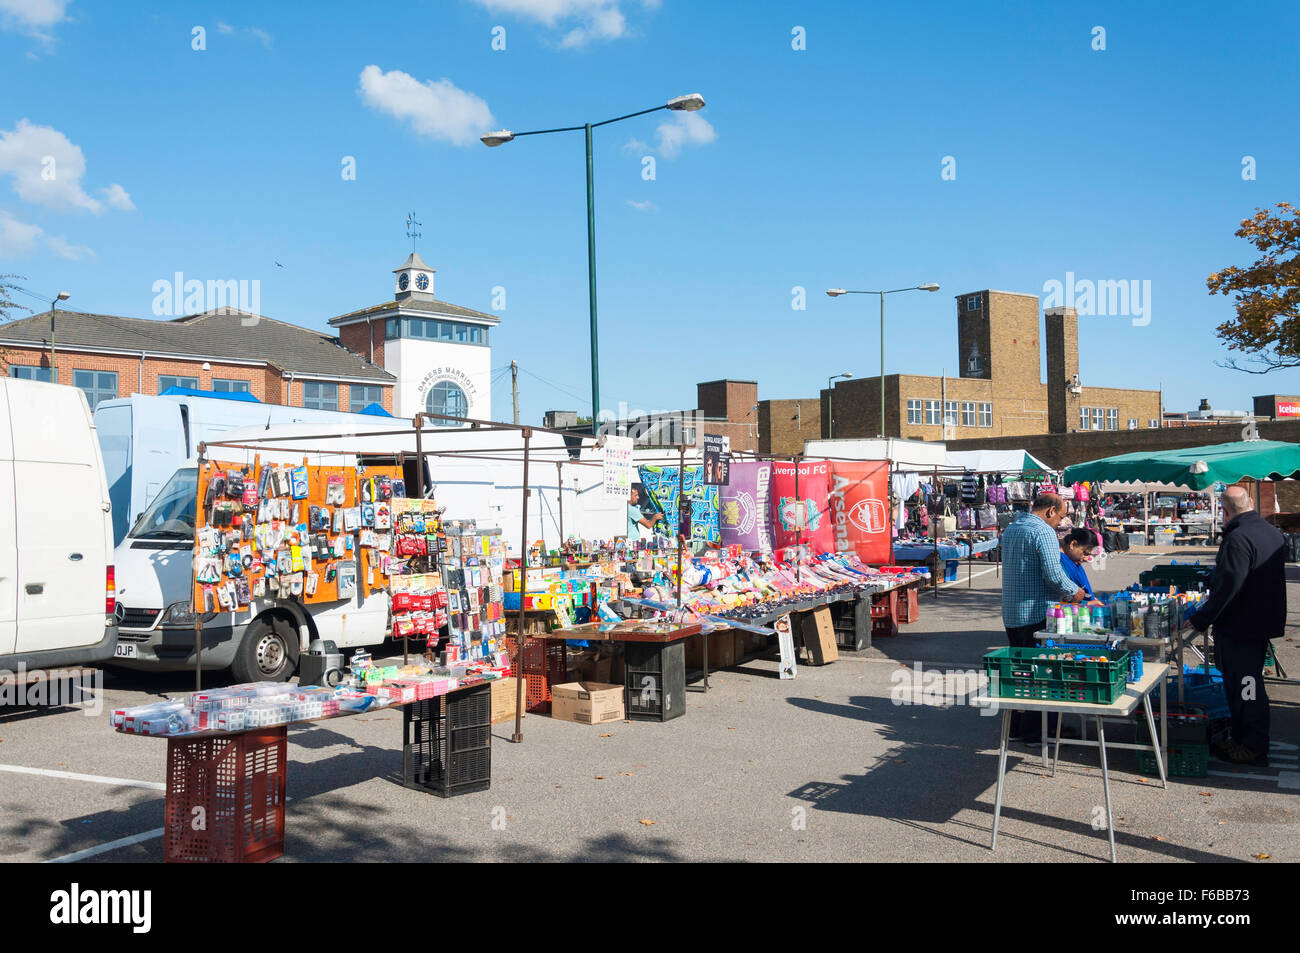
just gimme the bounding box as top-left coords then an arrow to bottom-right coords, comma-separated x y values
890,662 -> 1000,715
1041,272 -> 1151,326
597,402 -> 708,447
1,664 -> 103,716
151,272 -> 261,323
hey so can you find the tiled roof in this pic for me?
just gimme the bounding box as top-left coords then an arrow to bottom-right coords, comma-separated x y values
329,296 -> 500,327
0,308 -> 394,382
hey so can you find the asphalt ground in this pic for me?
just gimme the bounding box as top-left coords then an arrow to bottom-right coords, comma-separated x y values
1,548 -> 1296,863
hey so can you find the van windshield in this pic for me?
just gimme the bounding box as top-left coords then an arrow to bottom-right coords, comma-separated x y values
132,468 -> 197,540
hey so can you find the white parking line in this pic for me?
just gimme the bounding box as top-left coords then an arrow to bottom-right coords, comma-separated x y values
0,763 -> 164,791
47,829 -> 164,863
940,567 -> 999,588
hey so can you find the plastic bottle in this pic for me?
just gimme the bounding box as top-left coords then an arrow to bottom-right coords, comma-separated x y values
1046,604 -> 1058,633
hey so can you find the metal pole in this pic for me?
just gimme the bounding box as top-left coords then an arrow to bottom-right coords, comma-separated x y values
585,123 -> 600,431
556,461 -> 565,543
827,380 -> 833,439
49,303 -> 57,381
513,426 -> 532,744
794,455 -> 801,583
413,414 -> 425,497
511,360 -> 519,425
933,466 -> 940,600
194,452 -> 206,692
880,291 -> 886,438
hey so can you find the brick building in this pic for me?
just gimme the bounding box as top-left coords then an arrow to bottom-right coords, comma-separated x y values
820,290 -> 1164,441
0,307 -> 395,412
1,252 -> 499,420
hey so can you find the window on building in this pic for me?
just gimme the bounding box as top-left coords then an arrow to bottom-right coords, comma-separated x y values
390,316 -> 490,345
302,381 -> 339,411
73,370 -> 117,409
924,400 -> 941,425
158,375 -> 198,393
425,381 -> 468,422
1128,418 -> 1139,430
1106,408 -> 1118,430
965,295 -> 981,312
961,401 -> 976,426
979,402 -> 993,427
906,399 -> 923,425
1092,407 -> 1105,430
385,318 -> 399,340
1149,418 -> 1160,428
350,384 -> 382,410
943,400 -> 959,427
211,378 -> 250,394
1080,407 -> 1091,430
10,365 -> 56,383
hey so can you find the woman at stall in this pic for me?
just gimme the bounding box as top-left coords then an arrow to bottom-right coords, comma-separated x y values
1059,527 -> 1097,599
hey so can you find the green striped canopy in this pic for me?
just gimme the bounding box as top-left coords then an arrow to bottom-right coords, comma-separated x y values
1062,440 -> 1300,491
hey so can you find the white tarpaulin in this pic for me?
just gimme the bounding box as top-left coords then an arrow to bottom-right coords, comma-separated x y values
945,449 -> 1053,475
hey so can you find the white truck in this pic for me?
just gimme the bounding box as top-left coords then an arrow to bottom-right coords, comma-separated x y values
0,378 -> 117,673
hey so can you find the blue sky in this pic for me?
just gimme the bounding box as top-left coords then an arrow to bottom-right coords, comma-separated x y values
3,0 -> 1298,423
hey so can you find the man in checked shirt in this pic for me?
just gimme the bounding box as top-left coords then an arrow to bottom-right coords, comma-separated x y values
1000,492 -> 1086,744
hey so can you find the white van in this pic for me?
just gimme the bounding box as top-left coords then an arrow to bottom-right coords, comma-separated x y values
0,378 -> 117,672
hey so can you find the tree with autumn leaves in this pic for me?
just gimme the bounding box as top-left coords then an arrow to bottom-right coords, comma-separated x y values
1208,202 -> 1300,373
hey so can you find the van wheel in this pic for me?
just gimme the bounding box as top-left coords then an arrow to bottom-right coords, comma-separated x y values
231,616 -> 299,683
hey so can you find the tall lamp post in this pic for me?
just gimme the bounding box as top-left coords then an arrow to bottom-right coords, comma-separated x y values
49,291 -> 70,382
826,284 -> 940,437
481,93 -> 707,432
826,372 -> 852,438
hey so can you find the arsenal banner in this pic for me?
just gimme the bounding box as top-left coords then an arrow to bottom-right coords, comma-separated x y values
828,460 -> 891,565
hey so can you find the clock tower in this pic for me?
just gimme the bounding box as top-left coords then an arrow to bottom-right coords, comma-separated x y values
393,252 -> 435,301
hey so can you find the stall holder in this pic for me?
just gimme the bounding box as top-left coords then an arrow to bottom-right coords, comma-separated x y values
540,620 -> 702,722
118,681 -> 492,863
980,665 -> 1167,863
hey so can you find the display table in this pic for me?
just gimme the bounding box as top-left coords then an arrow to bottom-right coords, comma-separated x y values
978,666 -> 1167,863
120,681 -> 493,863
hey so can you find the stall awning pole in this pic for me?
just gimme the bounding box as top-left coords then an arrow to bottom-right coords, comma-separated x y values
512,426 -> 532,745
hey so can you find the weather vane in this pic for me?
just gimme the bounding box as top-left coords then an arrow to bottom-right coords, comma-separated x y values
405,211 -> 422,253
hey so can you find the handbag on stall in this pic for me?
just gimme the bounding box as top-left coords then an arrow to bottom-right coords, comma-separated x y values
957,507 -> 975,530
1058,485 -> 1075,501
987,485 -> 1007,504
977,503 -> 997,529
1006,481 -> 1028,501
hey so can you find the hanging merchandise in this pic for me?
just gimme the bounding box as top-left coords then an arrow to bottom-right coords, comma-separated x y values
961,470 -> 978,502
1006,481 -> 1029,501
718,461 -> 773,554
770,459 -> 834,558
638,465 -> 720,546
830,460 -> 891,564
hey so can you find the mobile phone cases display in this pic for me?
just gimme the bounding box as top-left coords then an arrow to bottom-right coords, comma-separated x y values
193,459 -> 405,611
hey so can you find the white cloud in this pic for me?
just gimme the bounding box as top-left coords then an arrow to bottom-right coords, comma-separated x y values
0,209 -> 42,256
246,26 -> 272,48
0,210 -> 93,260
358,65 -> 494,147
625,199 -> 657,212
651,112 -> 716,159
470,0 -> 645,47
215,20 -> 234,33
100,182 -> 134,210
0,0 -> 70,40
0,119 -> 108,212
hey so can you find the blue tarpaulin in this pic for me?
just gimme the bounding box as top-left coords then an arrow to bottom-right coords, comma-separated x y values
158,386 -> 261,403
359,402 -> 393,416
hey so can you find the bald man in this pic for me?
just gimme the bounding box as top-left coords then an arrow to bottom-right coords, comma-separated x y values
1187,485 -> 1286,766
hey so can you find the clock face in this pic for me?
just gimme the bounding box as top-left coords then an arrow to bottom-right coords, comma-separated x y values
415,272 -> 429,291
398,273 -> 410,291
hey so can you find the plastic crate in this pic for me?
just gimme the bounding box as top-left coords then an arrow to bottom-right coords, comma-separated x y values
1137,744 -> 1209,778
1175,668 -> 1229,720
403,684 -> 492,797
1045,641 -> 1143,682
163,727 -> 287,863
984,646 -> 1130,704
895,586 -> 920,624
519,636 -> 567,713
624,641 -> 686,722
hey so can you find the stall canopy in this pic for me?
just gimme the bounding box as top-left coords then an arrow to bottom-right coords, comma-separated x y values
1062,440 -> 1300,491
946,449 -> 1052,476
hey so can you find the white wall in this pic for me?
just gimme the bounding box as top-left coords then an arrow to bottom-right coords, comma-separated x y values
387,337 -> 493,421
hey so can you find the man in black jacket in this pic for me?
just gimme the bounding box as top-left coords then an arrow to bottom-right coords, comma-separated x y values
1187,486 -> 1286,766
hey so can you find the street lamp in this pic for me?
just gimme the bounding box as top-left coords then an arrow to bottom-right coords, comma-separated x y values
482,93 -> 707,432
827,283 -> 939,437
827,372 -> 852,438
49,291 -> 69,382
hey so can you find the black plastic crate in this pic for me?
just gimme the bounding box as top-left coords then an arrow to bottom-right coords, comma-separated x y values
402,684 -> 492,797
624,641 -> 686,722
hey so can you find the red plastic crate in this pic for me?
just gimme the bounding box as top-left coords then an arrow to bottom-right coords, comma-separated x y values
163,727 -> 287,863
520,637 -> 567,713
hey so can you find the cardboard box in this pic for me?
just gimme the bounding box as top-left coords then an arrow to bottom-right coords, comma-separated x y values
685,631 -> 737,670
800,606 -> 839,665
551,681 -> 625,724
491,677 -> 524,724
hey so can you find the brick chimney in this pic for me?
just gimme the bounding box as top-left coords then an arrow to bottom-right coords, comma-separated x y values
1044,307 -> 1080,433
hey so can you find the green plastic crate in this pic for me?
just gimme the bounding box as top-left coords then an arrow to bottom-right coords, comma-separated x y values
983,646 -> 1130,705
1137,744 -> 1209,778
